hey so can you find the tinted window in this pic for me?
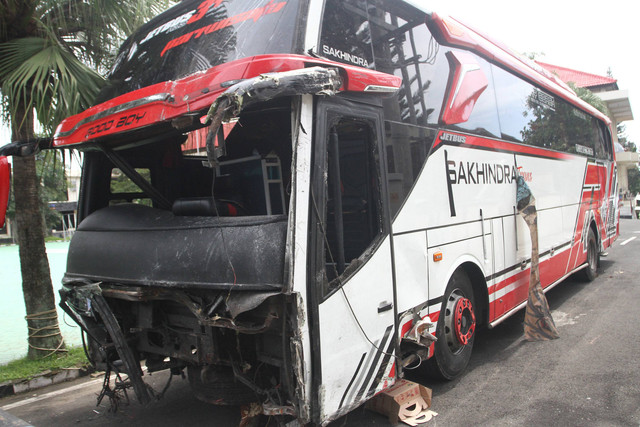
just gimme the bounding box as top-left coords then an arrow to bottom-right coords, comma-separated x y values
324,117 -> 382,283
492,65 -> 604,157
320,0 -> 448,218
100,0 -> 303,101
597,122 -> 613,160
384,122 -> 436,217
492,66 -> 536,143
319,0 -> 374,68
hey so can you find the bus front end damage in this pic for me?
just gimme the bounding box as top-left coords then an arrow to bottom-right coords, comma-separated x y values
58,210 -> 295,409
59,271 -> 299,413
55,64 -> 345,421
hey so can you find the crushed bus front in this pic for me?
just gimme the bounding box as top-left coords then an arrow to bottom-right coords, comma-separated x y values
44,52 -> 399,421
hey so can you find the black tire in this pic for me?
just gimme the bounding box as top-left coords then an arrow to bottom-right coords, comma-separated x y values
187,365 -> 258,405
424,270 -> 476,380
578,227 -> 599,282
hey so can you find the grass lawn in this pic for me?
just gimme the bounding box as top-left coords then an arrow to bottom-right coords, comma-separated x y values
0,347 -> 90,383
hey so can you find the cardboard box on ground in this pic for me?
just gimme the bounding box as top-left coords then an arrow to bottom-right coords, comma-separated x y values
366,379 -> 437,426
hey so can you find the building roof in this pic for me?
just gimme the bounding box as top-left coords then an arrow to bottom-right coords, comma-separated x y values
536,61 -> 632,123
536,61 -> 618,90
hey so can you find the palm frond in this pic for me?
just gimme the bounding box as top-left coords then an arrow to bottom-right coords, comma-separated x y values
0,36 -> 104,132
1,0 -> 175,133
568,82 -> 609,116
35,0 -> 175,72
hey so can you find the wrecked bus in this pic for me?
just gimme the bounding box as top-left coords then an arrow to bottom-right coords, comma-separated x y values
0,0 -> 619,424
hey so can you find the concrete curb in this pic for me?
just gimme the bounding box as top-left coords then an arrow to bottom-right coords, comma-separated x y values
0,367 -> 92,398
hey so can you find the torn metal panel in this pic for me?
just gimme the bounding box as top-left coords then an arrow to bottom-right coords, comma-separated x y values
204,67 -> 342,167
89,293 -> 151,404
226,291 -> 281,319
403,317 -> 436,347
291,293 -> 310,423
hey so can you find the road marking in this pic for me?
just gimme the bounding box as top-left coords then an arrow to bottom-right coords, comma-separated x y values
1,378 -> 102,410
620,236 -> 637,246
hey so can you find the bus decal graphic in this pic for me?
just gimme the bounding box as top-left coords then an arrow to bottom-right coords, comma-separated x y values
445,148 -> 518,217
160,1 -> 288,57
517,167 -> 533,182
434,130 -> 574,161
440,132 -> 467,144
351,325 -> 394,406
444,150 -> 457,217
321,45 -> 370,67
446,157 -> 518,185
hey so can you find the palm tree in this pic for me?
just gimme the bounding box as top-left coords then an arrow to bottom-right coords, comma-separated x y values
567,82 -> 609,116
0,0 -> 172,359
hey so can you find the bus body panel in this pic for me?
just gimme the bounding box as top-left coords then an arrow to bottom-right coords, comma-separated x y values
289,95 -> 316,421
393,232 -> 429,315
317,237 -> 396,422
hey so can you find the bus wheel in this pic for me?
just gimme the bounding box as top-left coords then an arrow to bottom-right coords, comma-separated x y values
579,227 -> 599,282
424,270 -> 476,380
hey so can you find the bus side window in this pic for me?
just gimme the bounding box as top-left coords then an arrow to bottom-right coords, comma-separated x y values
493,64 -> 605,159
384,121 -> 437,217
597,120 -> 613,160
324,118 -> 382,283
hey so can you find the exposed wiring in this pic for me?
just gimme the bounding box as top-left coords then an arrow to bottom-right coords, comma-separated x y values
80,330 -> 96,367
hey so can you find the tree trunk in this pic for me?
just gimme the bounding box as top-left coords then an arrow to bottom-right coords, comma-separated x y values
11,107 -> 66,359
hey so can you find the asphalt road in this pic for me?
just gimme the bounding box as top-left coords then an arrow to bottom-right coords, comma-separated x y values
2,219 -> 639,426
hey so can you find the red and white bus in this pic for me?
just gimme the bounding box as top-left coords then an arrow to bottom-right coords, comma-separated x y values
0,0 -> 619,424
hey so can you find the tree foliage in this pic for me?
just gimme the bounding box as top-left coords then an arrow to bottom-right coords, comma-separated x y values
1,0 -> 172,132
627,167 -> 640,195
6,151 -> 68,233
617,123 -> 636,152
0,0 -> 173,359
567,82 -> 609,116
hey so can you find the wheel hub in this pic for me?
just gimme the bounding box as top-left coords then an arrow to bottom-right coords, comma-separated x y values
453,297 -> 476,346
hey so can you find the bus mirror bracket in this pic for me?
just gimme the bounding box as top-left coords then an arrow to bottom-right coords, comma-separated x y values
0,137 -> 53,158
0,137 -> 53,229
203,66 -> 342,167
